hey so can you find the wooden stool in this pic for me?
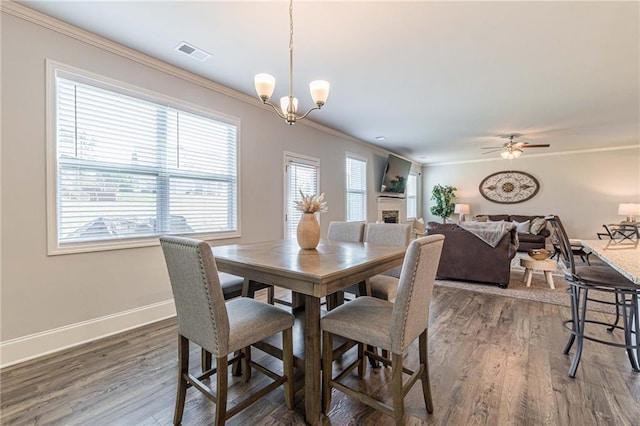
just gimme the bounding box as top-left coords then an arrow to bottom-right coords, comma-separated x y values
520,257 -> 558,289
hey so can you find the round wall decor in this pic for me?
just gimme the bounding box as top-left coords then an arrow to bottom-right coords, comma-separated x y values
479,170 -> 539,204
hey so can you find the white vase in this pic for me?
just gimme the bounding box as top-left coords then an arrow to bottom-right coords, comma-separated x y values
297,213 -> 320,249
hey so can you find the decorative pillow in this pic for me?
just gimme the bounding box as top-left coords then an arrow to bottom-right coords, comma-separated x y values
513,220 -> 531,234
475,215 -> 489,222
530,217 -> 547,235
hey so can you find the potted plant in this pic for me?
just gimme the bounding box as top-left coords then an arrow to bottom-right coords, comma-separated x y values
430,184 -> 457,223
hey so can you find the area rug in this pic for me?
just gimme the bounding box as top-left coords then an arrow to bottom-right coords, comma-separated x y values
435,254 -> 615,314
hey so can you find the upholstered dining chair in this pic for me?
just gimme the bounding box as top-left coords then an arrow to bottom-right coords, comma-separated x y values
548,216 -> 640,377
327,220 -> 366,242
321,235 -> 445,425
159,236 -> 295,425
359,223 -> 412,301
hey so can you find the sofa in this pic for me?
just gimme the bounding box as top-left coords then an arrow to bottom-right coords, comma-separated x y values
474,214 -> 550,252
426,222 -> 518,288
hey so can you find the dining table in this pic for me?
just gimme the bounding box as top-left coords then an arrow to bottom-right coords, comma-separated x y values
212,238 -> 407,424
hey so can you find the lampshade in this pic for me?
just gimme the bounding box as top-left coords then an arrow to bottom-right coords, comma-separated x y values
618,203 -> 640,222
310,80 -> 330,105
254,73 -> 276,100
454,204 -> 470,214
280,96 -> 298,116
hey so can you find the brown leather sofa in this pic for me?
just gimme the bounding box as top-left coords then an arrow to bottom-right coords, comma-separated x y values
426,222 -> 518,288
475,214 -> 550,252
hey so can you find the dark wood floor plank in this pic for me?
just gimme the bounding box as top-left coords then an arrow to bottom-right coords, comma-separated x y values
2,285 -> 639,426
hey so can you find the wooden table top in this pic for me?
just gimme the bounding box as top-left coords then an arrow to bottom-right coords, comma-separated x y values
212,238 -> 407,297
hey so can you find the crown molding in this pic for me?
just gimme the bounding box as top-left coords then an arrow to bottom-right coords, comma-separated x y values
425,144 -> 640,167
1,1 -> 365,145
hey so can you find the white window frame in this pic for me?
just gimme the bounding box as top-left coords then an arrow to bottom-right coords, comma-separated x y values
406,171 -> 419,220
46,60 -> 241,255
283,152 -> 320,239
345,153 -> 368,222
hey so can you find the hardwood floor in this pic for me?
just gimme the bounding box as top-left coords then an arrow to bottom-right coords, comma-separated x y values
2,286 -> 639,425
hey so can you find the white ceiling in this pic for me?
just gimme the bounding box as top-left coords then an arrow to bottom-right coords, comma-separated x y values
16,0 -> 640,164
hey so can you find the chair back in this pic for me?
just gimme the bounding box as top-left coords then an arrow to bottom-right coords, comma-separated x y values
391,235 -> 444,354
547,216 -> 576,275
365,223 -> 411,246
160,236 -> 230,357
327,221 -> 365,242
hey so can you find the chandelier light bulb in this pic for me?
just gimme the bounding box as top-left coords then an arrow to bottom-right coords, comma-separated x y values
280,96 -> 298,117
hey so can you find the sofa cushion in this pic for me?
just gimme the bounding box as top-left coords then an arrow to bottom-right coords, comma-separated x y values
513,220 -> 530,233
530,217 -> 547,235
487,215 -> 510,221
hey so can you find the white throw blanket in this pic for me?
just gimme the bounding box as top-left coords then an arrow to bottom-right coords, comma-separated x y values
458,221 -> 516,247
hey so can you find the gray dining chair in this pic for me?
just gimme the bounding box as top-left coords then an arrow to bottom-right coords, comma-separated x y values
354,223 -> 412,301
159,236 -> 295,425
327,220 -> 366,242
548,216 -> 639,377
321,235 -> 445,425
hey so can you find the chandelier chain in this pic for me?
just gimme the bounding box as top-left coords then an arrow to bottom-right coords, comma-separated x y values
288,0 -> 294,99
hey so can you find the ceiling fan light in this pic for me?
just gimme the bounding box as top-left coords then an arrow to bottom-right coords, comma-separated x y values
501,151 -> 510,159
513,149 -> 523,158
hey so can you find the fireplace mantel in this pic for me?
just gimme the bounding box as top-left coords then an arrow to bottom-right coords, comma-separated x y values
377,196 -> 406,224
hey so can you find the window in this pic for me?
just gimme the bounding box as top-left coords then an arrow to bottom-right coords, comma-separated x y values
406,172 -> 418,219
346,154 -> 367,221
284,153 -> 320,239
47,62 -> 239,254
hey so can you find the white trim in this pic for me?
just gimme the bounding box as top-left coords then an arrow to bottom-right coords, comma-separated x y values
0,300 -> 176,369
426,145 -> 640,167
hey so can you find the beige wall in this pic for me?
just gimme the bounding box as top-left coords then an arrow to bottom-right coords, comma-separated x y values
0,9 -> 420,363
422,148 -> 640,239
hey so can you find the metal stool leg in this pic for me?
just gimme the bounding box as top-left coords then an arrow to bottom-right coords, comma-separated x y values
568,286 -> 588,378
607,291 -> 621,332
623,293 -> 640,372
563,284 -> 578,355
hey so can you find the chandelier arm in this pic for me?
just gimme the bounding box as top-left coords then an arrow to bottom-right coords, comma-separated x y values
296,105 -> 321,121
262,100 -> 287,120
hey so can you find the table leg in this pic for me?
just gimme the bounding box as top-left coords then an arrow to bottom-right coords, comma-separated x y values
525,268 -> 533,287
304,294 -> 321,424
544,271 -> 555,290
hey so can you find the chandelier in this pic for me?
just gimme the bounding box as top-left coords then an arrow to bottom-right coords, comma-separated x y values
254,0 -> 329,125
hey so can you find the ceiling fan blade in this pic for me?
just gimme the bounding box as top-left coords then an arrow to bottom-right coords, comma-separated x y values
521,144 -> 550,148
481,146 -> 503,149
482,149 -> 502,154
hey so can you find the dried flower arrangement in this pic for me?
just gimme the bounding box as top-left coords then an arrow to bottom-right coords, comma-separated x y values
294,191 -> 328,214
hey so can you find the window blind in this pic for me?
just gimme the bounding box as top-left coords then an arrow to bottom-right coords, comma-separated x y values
346,156 -> 367,222
406,172 -> 418,219
285,156 -> 319,239
54,74 -> 238,248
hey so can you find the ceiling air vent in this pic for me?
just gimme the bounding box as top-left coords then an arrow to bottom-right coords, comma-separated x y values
175,42 -> 211,62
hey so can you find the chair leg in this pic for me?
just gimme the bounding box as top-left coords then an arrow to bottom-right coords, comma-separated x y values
391,353 -> 405,425
621,293 -> 640,372
242,346 -> 252,382
563,284 -> 578,355
283,328 -> 295,409
419,330 -> 434,413
357,342 -> 366,379
322,331 -> 333,414
202,348 -> 212,373
174,335 -> 189,425
215,355 -> 228,426
568,287 -> 588,378
267,286 -> 275,305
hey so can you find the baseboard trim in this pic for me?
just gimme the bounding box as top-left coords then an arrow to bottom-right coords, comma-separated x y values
0,300 -> 176,369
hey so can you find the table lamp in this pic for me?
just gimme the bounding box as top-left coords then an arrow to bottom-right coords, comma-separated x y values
454,203 -> 470,222
618,203 -> 640,223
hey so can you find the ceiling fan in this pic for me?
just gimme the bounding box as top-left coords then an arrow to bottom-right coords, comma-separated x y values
482,134 -> 551,159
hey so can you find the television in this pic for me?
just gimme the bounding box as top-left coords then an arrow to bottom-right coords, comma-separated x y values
380,154 -> 412,194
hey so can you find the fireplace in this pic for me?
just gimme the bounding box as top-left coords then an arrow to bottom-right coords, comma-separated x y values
377,197 -> 406,224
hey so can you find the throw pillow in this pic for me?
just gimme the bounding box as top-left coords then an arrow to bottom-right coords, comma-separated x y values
475,215 -> 488,222
530,217 -> 547,235
513,220 -> 531,234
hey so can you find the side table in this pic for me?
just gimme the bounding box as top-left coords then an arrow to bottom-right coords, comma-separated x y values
520,257 -> 558,289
